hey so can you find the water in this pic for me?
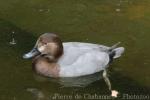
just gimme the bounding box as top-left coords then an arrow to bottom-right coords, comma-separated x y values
0,0 -> 150,100
9,31 -> 17,45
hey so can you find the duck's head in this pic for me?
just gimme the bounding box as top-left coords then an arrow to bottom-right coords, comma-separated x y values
23,33 -> 63,60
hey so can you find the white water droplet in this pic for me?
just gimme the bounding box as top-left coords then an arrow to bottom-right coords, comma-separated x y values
9,38 -> 16,45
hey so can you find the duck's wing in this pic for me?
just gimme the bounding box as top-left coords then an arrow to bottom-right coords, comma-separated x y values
58,42 -> 109,66
57,42 -> 110,77
58,49 -> 109,77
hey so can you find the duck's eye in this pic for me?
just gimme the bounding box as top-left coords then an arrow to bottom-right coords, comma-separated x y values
41,41 -> 47,45
43,43 -> 47,45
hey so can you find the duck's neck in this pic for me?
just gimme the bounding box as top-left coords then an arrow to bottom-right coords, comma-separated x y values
50,35 -> 64,60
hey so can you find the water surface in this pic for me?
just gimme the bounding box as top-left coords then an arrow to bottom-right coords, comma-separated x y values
0,0 -> 150,100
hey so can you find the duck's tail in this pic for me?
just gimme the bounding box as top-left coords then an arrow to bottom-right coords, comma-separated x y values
108,42 -> 125,62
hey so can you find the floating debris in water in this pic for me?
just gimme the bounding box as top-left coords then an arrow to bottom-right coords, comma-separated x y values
111,90 -> 119,98
9,31 -> 17,45
38,9 -> 50,13
39,9 -> 44,12
116,8 -> 121,12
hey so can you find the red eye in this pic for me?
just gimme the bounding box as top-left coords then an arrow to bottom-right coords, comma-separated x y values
40,39 -> 47,45
41,41 -> 47,45
43,42 -> 47,45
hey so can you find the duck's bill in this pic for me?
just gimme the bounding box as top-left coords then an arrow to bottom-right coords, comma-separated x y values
23,48 -> 41,59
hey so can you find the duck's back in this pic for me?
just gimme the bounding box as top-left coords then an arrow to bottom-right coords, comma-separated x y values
58,42 -> 110,77
63,42 -> 109,50
58,42 -> 109,65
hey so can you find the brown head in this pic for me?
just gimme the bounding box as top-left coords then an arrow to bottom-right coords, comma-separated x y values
23,33 -> 62,77
23,33 -> 63,61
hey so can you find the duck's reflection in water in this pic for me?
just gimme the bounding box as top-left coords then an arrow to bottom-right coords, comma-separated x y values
26,71 -> 150,100
33,71 -> 103,87
27,72 -> 104,100
54,72 -> 102,87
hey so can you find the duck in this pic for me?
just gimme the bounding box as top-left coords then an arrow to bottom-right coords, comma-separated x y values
23,33 -> 124,97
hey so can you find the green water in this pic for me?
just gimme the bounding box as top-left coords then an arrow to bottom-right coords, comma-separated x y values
0,0 -> 150,100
